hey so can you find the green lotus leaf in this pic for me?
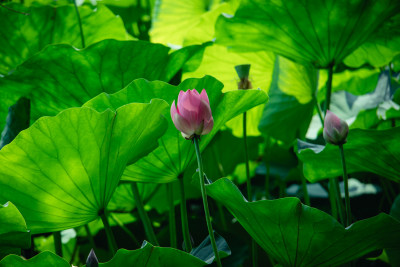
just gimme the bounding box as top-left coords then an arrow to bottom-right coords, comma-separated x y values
0,251 -> 69,267
258,56 -> 316,143
0,3 -> 128,75
83,76 -> 268,183
0,202 -> 30,260
0,39 -> 204,130
215,0 -> 400,68
297,127 -> 400,183
150,0 -> 238,46
344,14 -> 400,68
183,44 -> 274,136
97,243 -> 206,267
206,178 -> 400,266
0,100 -> 168,234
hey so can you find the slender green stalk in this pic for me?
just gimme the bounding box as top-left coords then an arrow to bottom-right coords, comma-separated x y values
324,65 -> 334,116
211,146 -> 229,231
131,182 -> 159,246
167,183 -> 177,248
300,174 -> 310,206
100,212 -> 117,255
339,144 -> 351,227
193,136 -> 222,267
178,175 -> 192,252
333,177 -> 345,224
264,137 -> 271,199
243,112 -> 252,201
53,231 -> 63,257
243,112 -> 258,267
109,212 -> 140,247
71,0 -> 85,48
84,224 -> 96,250
328,179 -> 338,220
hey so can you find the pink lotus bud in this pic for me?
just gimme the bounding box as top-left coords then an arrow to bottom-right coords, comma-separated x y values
323,110 -> 349,145
170,89 -> 214,140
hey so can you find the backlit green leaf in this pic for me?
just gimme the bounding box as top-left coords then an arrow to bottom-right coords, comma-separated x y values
0,100 -> 168,233
216,0 -> 400,68
206,178 -> 400,266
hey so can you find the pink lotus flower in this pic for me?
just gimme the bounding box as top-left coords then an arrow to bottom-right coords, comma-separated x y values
170,89 -> 214,139
323,110 -> 349,145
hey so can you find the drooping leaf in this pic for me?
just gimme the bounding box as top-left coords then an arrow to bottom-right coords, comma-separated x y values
0,3 -> 128,75
0,100 -> 168,234
0,251 -> 69,267
297,127 -> 400,183
98,243 -> 206,267
215,0 -> 400,68
258,56 -> 316,143
190,232 -> 231,264
0,97 -> 30,149
183,44 -> 274,136
206,178 -> 400,266
344,14 -> 400,68
0,39 -> 204,130
83,76 -> 268,183
0,202 -> 30,260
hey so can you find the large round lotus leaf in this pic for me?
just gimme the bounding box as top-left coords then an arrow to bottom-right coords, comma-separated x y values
0,39 -> 204,131
83,76 -> 268,183
0,3 -> 128,75
0,100 -> 168,234
216,0 -> 400,68
206,178 -> 400,266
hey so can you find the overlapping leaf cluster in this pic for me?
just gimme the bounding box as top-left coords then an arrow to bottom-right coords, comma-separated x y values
0,0 -> 400,266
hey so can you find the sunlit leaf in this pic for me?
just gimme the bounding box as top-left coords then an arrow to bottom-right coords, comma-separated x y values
206,178 -> 400,266
297,127 -> 400,183
344,14 -> 400,68
0,3 -> 128,74
0,100 -> 168,233
258,56 -> 316,143
0,39 -> 204,130
150,0 -> 238,46
190,232 -> 231,264
216,0 -> 400,68
84,76 -> 268,183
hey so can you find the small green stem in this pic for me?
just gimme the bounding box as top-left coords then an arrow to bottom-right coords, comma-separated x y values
264,137 -> 271,199
71,0 -> 85,48
100,212 -> 118,255
178,176 -> 192,252
167,183 -> 177,248
243,112 -> 252,201
131,182 -> 159,246
300,174 -> 310,206
328,179 -> 338,220
339,144 -> 351,227
84,224 -> 96,250
53,231 -> 63,257
324,65 -> 334,116
244,112 -> 258,267
193,136 -> 222,267
109,212 -> 140,247
333,177 -> 345,224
